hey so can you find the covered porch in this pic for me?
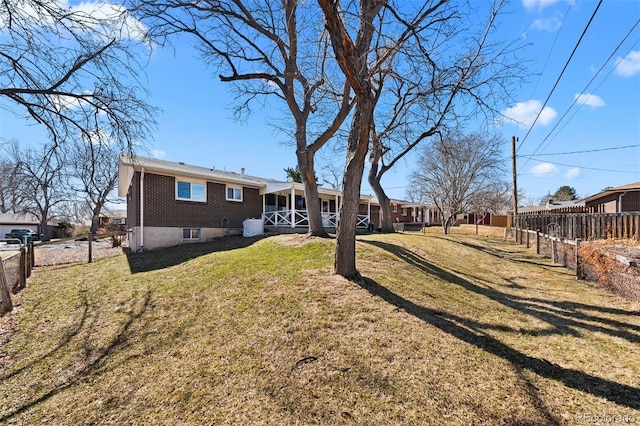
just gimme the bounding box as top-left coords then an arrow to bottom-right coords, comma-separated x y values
260,182 -> 376,231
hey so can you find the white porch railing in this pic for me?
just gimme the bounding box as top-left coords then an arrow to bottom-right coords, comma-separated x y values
262,209 -> 369,229
262,210 -> 291,227
322,212 -> 337,227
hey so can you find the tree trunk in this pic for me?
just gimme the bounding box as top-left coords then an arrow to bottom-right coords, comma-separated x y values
90,203 -> 103,234
368,165 -> 394,233
295,120 -> 328,237
334,101 -> 373,280
299,149 -> 328,237
319,0 -> 384,280
39,218 -> 48,242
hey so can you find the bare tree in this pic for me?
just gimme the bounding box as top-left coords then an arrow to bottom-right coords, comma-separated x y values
133,0 -> 353,236
0,0 -> 155,150
318,0 -> 525,278
318,0 -> 386,280
69,136 -> 121,234
6,141 -> 70,240
409,130 -> 506,234
0,155 -> 27,214
364,1 -> 525,233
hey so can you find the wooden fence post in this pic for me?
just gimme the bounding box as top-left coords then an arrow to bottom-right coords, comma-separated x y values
526,227 -> 530,248
27,242 -> 33,278
18,246 -> 26,292
0,260 -> 12,315
88,232 -> 93,264
536,229 -> 540,254
575,238 -> 582,280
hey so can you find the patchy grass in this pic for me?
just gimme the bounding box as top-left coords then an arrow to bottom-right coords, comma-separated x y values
1,232 -> 639,425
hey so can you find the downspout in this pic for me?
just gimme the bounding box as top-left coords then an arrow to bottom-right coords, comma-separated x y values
618,192 -> 625,213
140,167 -> 145,249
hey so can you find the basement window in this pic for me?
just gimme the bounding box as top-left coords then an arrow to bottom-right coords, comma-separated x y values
183,228 -> 201,241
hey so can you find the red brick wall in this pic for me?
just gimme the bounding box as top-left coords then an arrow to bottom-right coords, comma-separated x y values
128,171 -> 263,229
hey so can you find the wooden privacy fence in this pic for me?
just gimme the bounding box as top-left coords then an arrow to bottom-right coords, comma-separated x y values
515,212 -> 640,241
0,242 -> 34,316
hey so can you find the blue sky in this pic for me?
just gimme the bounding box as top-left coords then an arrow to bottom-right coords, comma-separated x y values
1,0 -> 639,205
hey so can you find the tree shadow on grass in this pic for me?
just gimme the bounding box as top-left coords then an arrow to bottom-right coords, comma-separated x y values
446,237 -> 565,269
362,240 -> 640,342
0,290 -> 90,382
0,288 -> 152,422
126,235 -> 267,273
358,240 -> 640,410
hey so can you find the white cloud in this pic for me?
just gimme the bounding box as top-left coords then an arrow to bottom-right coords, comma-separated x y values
530,15 -> 562,32
564,167 -> 580,179
615,51 -> 640,78
0,1 -> 147,44
530,162 -> 558,176
501,100 -> 557,128
574,93 -> 605,108
522,0 -> 568,12
70,1 -> 148,44
152,149 -> 166,159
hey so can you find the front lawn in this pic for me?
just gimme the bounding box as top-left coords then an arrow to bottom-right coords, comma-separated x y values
1,231 -> 638,424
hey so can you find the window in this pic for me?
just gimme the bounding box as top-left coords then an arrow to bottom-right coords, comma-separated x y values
401,207 -> 407,216
392,204 -> 397,212
183,228 -> 201,241
226,185 -> 243,202
176,180 -> 206,202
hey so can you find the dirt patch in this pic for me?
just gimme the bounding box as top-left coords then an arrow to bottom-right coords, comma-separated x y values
268,233 -> 334,247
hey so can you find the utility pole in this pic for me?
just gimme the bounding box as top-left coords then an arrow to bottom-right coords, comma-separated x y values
511,136 -> 518,230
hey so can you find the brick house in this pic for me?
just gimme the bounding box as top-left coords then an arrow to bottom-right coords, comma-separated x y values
582,182 -> 640,213
119,155 -> 383,250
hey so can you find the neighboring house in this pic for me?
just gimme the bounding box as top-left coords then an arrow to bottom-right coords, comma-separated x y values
98,210 -> 127,227
0,213 -> 40,240
119,155 -> 383,251
582,182 -> 640,213
517,198 -> 586,215
388,201 -> 441,226
0,213 -> 56,240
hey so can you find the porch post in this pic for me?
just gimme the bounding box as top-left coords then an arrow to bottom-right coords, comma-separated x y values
336,194 -> 340,226
367,199 -> 371,223
291,187 -> 296,228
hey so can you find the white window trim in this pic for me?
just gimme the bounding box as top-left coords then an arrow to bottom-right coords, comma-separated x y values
176,177 -> 207,202
226,184 -> 243,202
392,204 -> 397,213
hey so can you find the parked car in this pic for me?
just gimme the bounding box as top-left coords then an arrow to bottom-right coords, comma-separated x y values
4,228 -> 41,243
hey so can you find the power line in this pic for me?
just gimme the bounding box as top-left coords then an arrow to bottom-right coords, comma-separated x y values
525,1 -> 573,100
516,0 -> 603,155
522,157 -> 640,174
520,144 -> 640,157
519,19 -> 640,165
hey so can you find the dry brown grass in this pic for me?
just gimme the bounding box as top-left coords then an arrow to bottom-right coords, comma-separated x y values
1,232 -> 639,425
